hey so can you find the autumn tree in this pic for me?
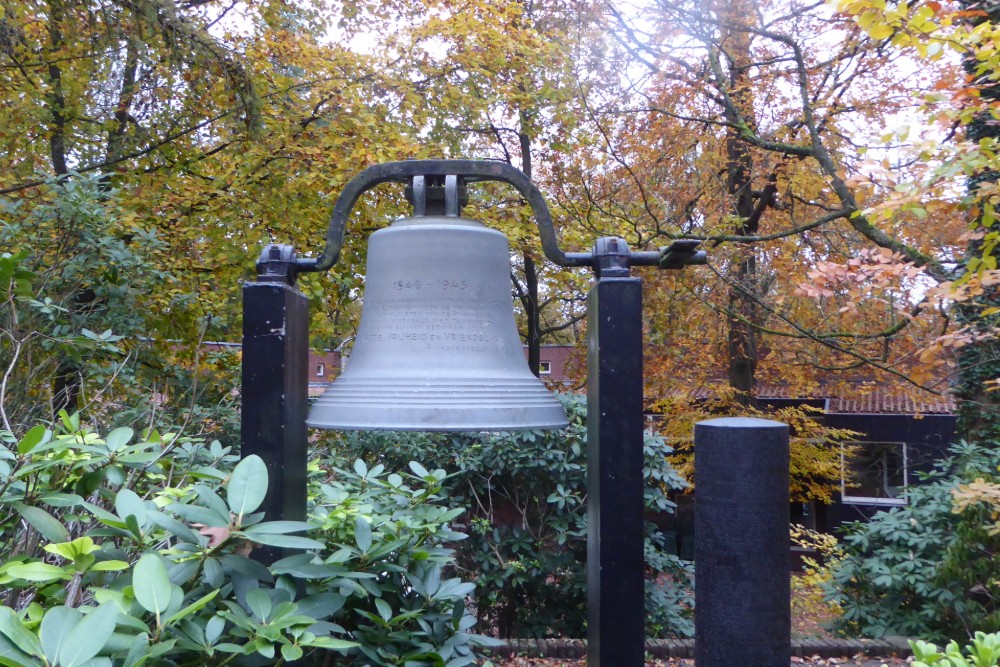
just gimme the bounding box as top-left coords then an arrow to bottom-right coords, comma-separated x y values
553,0 -> 964,408
1,0 -> 262,416
824,0 -> 1000,445
0,0 -> 430,428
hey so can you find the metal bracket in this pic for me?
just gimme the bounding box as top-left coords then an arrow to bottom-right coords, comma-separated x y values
256,244 -> 298,286
404,174 -> 468,216
659,239 -> 707,270
593,237 -> 632,278
408,175 -> 427,216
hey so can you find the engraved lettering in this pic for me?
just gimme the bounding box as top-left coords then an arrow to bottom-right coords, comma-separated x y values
363,287 -> 505,354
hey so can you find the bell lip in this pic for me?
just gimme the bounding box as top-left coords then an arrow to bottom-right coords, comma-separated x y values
305,418 -> 570,432
306,379 -> 570,431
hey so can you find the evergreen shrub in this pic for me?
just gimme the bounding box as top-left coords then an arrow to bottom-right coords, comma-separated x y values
827,441 -> 1000,641
0,416 -> 488,666
326,393 -> 694,639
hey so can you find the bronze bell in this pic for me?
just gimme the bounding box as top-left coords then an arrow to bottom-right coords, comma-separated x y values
306,175 -> 568,431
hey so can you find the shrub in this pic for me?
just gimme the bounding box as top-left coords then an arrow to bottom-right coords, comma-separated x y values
0,418 -> 488,665
324,393 -> 694,639
910,631 -> 1000,667
826,441 -> 1000,641
1,174 -> 242,448
790,524 -> 844,636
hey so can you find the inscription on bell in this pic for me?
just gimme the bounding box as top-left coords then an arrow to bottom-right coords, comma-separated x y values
392,278 -> 468,291
364,290 -> 505,354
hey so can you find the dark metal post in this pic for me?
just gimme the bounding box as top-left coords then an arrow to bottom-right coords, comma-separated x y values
694,417 -> 790,667
241,244 -> 309,563
587,238 -> 644,667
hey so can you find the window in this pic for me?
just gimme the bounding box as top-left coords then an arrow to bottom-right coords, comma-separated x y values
538,361 -> 552,374
841,441 -> 908,506
316,363 -> 325,377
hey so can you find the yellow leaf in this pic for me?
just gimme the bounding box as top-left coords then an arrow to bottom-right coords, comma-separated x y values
869,23 -> 894,39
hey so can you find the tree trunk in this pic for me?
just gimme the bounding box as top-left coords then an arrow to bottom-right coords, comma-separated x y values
719,1 -> 760,406
519,120 -> 543,377
524,255 -> 542,376
45,0 -> 83,419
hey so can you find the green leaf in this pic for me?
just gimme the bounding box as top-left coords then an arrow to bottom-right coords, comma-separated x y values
7,562 -> 71,582
281,644 -> 303,662
89,561 -> 129,572
270,557 -> 342,579
0,630 -> 34,667
163,590 -> 219,625
205,615 -> 225,644
124,515 -> 143,540
220,554 -> 270,580
0,607 -> 43,658
40,493 -> 84,508
105,427 -> 134,452
374,598 -> 392,622
245,589 -> 271,622
114,453 -> 160,464
14,504 -> 71,544
44,537 -> 98,562
146,511 -> 201,544
194,486 -> 231,521
16,426 -> 48,455
40,607 -> 80,664
114,489 -> 148,527
295,592 -> 346,619
355,516 -> 372,553
254,640 -> 275,660
226,455 -> 268,519
56,411 -> 76,432
58,604 -> 118,667
409,461 -> 430,478
167,503 -> 228,528
123,633 -> 149,667
240,531 -> 324,550
133,554 -> 172,615
303,636 -> 360,651
241,521 -> 314,534
203,557 -> 224,587
81,501 -> 127,528
213,643 -> 243,654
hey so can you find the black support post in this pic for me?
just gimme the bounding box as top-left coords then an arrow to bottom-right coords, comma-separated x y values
586,272 -> 644,667
241,244 -> 309,564
694,417 -> 790,667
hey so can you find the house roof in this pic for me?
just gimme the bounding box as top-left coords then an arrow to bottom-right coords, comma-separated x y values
687,382 -> 956,415
826,389 -> 956,415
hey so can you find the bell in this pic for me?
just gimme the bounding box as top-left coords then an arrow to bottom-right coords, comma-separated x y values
306,175 -> 568,431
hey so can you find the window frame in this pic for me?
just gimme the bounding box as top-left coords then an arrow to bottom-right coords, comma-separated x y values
840,440 -> 909,507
